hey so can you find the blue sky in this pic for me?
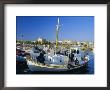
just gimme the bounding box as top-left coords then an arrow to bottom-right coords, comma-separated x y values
16,16 -> 94,42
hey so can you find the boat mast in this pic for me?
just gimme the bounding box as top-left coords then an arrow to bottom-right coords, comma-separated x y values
56,17 -> 61,50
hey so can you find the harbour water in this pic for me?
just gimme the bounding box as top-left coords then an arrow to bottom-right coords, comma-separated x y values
87,52 -> 94,74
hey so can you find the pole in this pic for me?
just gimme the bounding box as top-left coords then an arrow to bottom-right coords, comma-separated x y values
21,34 -> 24,50
56,17 -> 60,51
56,28 -> 58,49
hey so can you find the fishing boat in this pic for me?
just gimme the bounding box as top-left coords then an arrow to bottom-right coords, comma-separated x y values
25,17 -> 90,72
26,45 -> 90,72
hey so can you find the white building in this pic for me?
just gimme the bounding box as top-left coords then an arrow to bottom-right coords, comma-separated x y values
63,40 -> 72,44
37,37 -> 43,42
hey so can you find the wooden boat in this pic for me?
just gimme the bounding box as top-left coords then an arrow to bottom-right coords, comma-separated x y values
26,53 -> 89,72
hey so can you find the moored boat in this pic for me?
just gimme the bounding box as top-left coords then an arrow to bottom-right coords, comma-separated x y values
26,46 -> 90,72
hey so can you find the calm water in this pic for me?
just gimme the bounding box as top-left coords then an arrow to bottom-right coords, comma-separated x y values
87,52 -> 94,74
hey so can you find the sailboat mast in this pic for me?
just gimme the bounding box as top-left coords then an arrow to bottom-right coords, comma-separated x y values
56,17 -> 60,50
